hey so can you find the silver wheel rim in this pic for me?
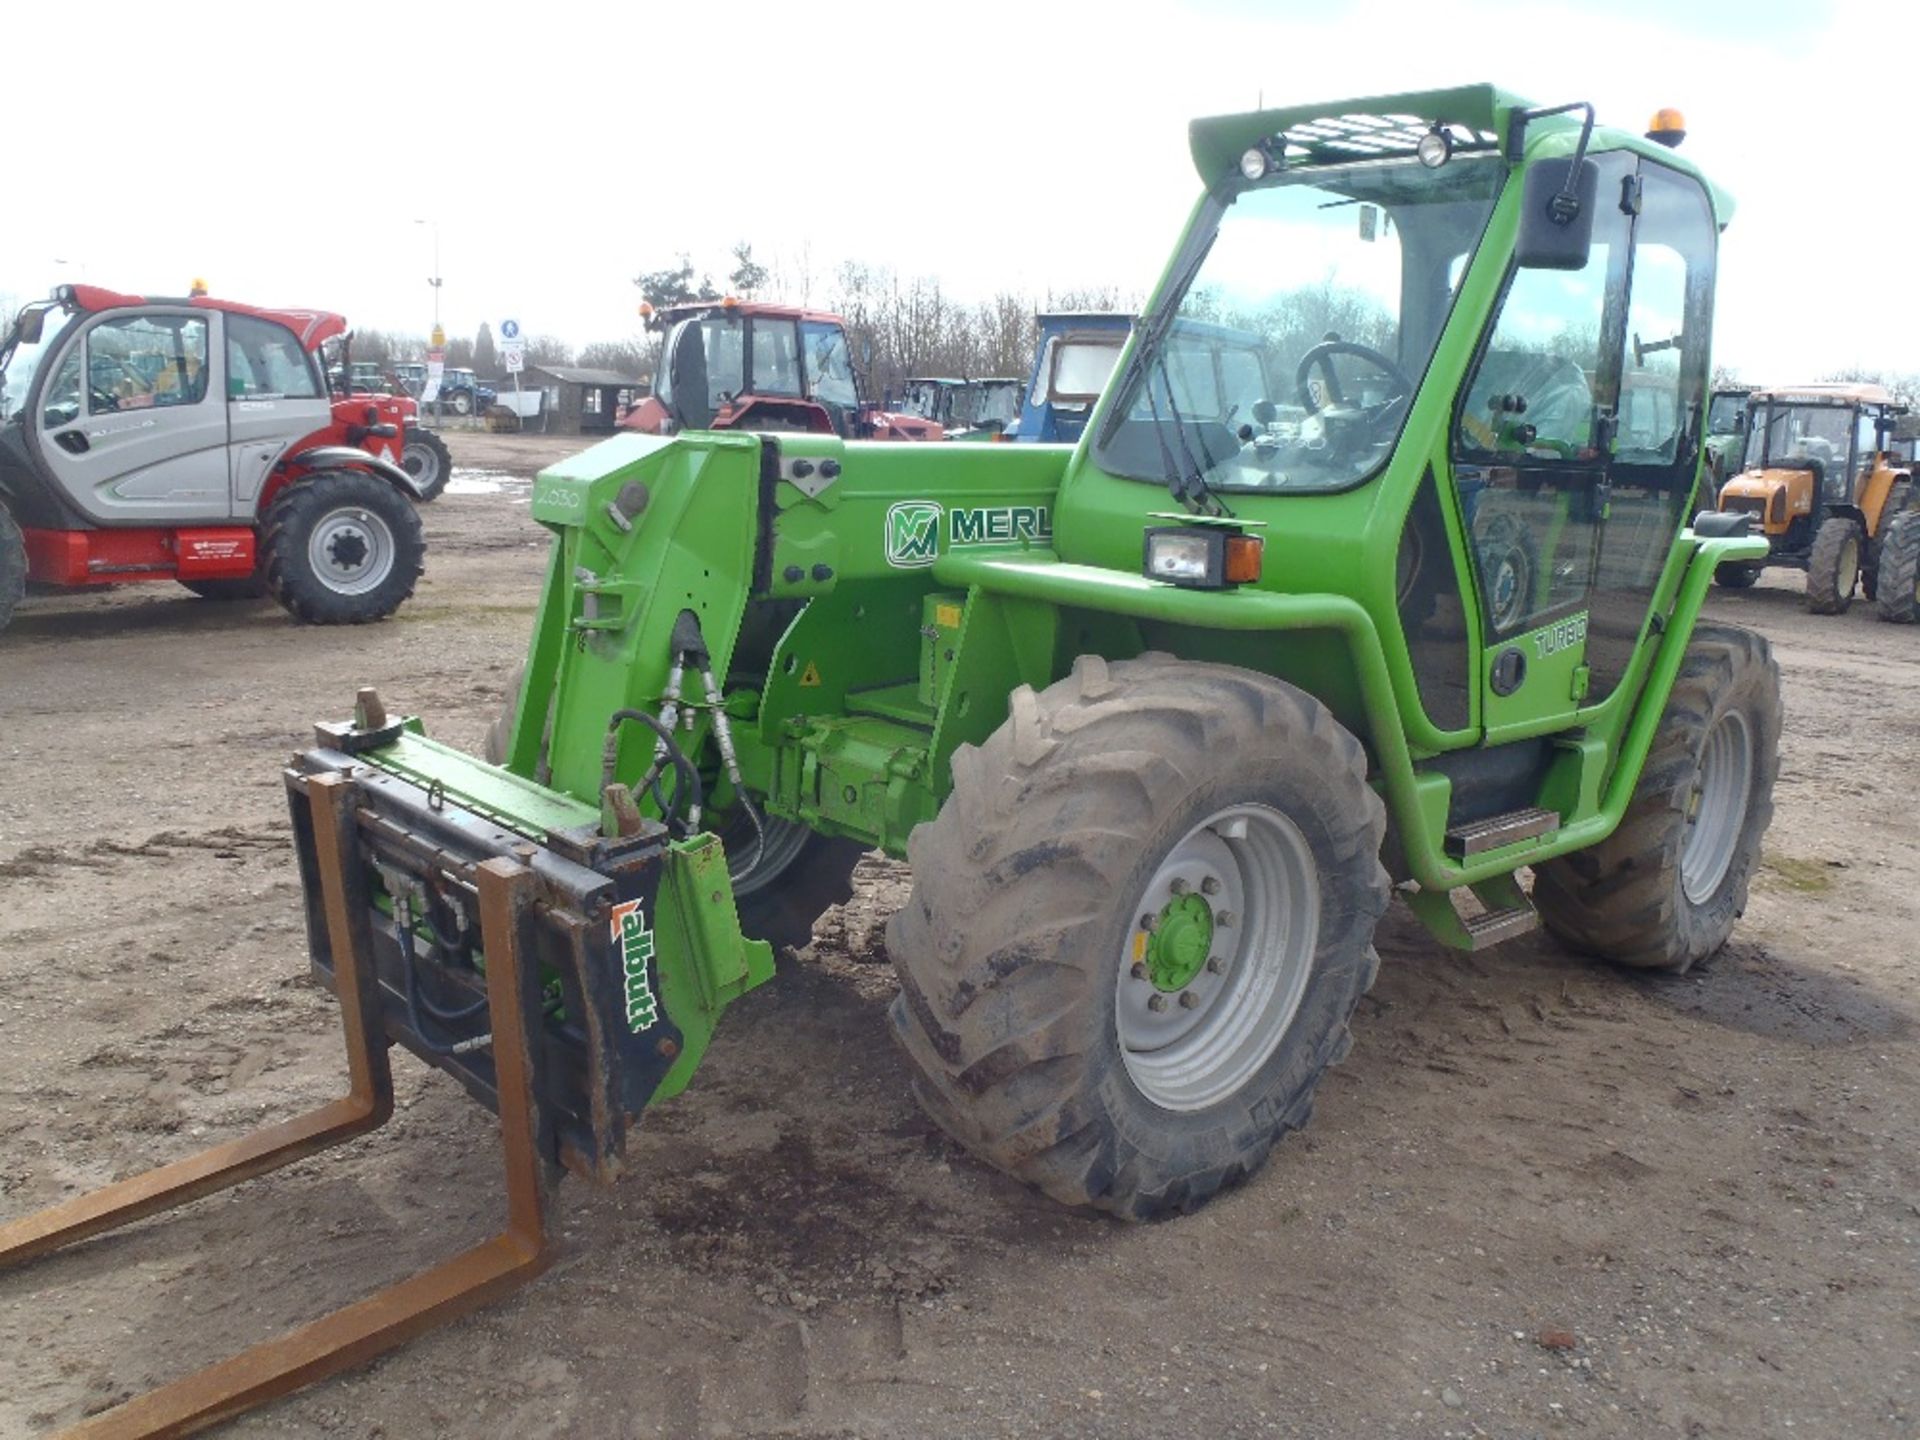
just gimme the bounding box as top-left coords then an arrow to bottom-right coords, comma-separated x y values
729,814 -> 813,897
1839,536 -> 1860,592
1116,803 -> 1319,1113
403,440 -> 442,490
1681,710 -> 1753,905
307,507 -> 396,596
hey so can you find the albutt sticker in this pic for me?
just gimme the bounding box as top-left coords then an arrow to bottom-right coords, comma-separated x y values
885,501 -> 942,568
610,898 -> 659,1033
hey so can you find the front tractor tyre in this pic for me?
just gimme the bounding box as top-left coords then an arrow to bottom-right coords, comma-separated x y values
887,655 -> 1392,1221
1874,510 -> 1920,624
1533,623 -> 1780,974
261,471 -> 425,625
0,504 -> 25,634
451,390 -> 473,417
400,427 -> 453,502
1805,515 -> 1861,614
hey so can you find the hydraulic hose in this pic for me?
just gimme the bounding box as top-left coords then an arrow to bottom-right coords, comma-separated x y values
604,707 -> 703,832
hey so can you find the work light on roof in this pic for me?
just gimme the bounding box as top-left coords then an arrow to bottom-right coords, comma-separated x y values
1416,124 -> 1454,168
1238,145 -> 1271,182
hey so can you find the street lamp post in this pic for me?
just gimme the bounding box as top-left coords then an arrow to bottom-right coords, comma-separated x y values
415,218 -> 442,330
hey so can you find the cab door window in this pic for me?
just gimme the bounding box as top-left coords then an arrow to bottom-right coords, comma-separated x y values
748,317 -> 802,397
1451,149 -> 1635,640
87,314 -> 210,413
226,313 -> 322,399
1588,162 -> 1718,701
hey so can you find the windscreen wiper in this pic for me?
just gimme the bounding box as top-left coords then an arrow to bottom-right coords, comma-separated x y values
1147,355 -> 1231,518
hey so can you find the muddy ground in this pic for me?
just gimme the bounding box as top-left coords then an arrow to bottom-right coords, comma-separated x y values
1,431 -> 1915,1440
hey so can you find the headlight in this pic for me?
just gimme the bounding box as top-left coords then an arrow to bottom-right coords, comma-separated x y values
1239,146 -> 1270,182
1417,126 -> 1453,169
1144,526 -> 1264,589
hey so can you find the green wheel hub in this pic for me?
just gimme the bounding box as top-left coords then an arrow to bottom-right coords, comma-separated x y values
1146,892 -> 1215,991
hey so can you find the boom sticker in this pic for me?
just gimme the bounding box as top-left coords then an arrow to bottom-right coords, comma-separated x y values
885,501 -> 942,568
610,898 -> 659,1033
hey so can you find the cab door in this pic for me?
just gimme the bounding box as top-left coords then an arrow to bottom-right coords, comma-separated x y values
33,307 -> 231,524
1448,153 -> 1717,733
224,312 -> 332,514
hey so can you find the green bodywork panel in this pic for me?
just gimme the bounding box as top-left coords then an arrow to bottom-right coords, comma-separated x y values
367,79 -> 1761,1028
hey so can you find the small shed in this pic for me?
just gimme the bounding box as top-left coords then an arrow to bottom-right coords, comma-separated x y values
515,365 -> 644,435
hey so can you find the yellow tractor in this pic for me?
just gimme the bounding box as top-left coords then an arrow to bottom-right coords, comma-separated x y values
1713,383 -> 1915,612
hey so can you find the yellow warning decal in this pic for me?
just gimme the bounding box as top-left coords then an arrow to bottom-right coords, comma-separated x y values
799,661 -> 823,687
935,602 -> 963,630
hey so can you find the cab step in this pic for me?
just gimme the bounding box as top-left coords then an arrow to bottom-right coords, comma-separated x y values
1445,806 -> 1559,858
1462,904 -> 1541,950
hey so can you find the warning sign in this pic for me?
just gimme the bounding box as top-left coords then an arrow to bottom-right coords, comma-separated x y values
799,661 -> 822,687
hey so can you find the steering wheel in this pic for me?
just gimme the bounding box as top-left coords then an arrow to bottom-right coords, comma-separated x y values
1294,340 -> 1414,417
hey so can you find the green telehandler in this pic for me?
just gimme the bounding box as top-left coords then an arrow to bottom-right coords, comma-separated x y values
3,84 -> 1780,1436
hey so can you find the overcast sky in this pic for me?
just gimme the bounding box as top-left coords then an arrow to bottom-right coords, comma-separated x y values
5,0 -> 1911,381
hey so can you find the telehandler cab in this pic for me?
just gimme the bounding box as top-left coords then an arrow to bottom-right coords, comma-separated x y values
2,86 -> 1782,1436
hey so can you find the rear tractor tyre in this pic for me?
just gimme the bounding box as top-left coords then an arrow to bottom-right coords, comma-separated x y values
1713,561 -> 1762,590
0,504 -> 25,634
400,427 -> 453,502
1874,510 -> 1920,624
262,471 -> 425,625
1533,623 -> 1780,974
1805,515 -> 1861,614
481,663 -> 861,955
451,391 -> 473,417
886,654 -> 1391,1220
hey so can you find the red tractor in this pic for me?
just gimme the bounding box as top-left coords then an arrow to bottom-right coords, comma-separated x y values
0,285 -> 433,635
619,300 -> 943,440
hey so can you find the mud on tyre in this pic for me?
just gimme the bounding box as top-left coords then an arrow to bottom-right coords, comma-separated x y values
262,470 -> 425,625
886,654 -> 1392,1221
1533,622 -> 1780,973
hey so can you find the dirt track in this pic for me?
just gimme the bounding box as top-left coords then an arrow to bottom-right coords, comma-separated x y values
2,432 -> 1916,1439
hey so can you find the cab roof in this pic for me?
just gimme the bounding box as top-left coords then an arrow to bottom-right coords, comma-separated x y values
1188,83 -> 1733,228
64,285 -> 347,352
1749,382 -> 1904,409
656,300 -> 845,327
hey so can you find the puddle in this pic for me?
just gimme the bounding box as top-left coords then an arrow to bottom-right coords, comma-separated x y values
444,468 -> 532,498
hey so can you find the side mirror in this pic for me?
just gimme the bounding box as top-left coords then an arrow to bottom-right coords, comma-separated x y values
1515,157 -> 1598,271
664,320 -> 713,431
16,309 -> 45,345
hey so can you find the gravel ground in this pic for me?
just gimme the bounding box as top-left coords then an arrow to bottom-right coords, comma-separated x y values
1,432 -> 1915,1439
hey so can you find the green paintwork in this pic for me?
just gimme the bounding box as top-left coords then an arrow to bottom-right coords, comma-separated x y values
337,78 -> 1764,1135
1148,893 -> 1215,992
649,835 -> 776,1100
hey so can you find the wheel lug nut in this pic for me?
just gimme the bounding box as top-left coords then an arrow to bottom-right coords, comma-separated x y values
1206,956 -> 1224,974
1148,994 -> 1169,1013
1169,878 -> 1189,896
1216,910 -> 1235,928
1201,876 -> 1221,896
1179,990 -> 1199,1009
1131,962 -> 1148,981
1140,913 -> 1159,932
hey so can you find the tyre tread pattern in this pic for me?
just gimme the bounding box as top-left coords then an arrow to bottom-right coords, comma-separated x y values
1805,514 -> 1859,614
0,505 -> 25,634
1533,622 -> 1781,973
886,654 -> 1390,1220
261,471 -> 425,625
